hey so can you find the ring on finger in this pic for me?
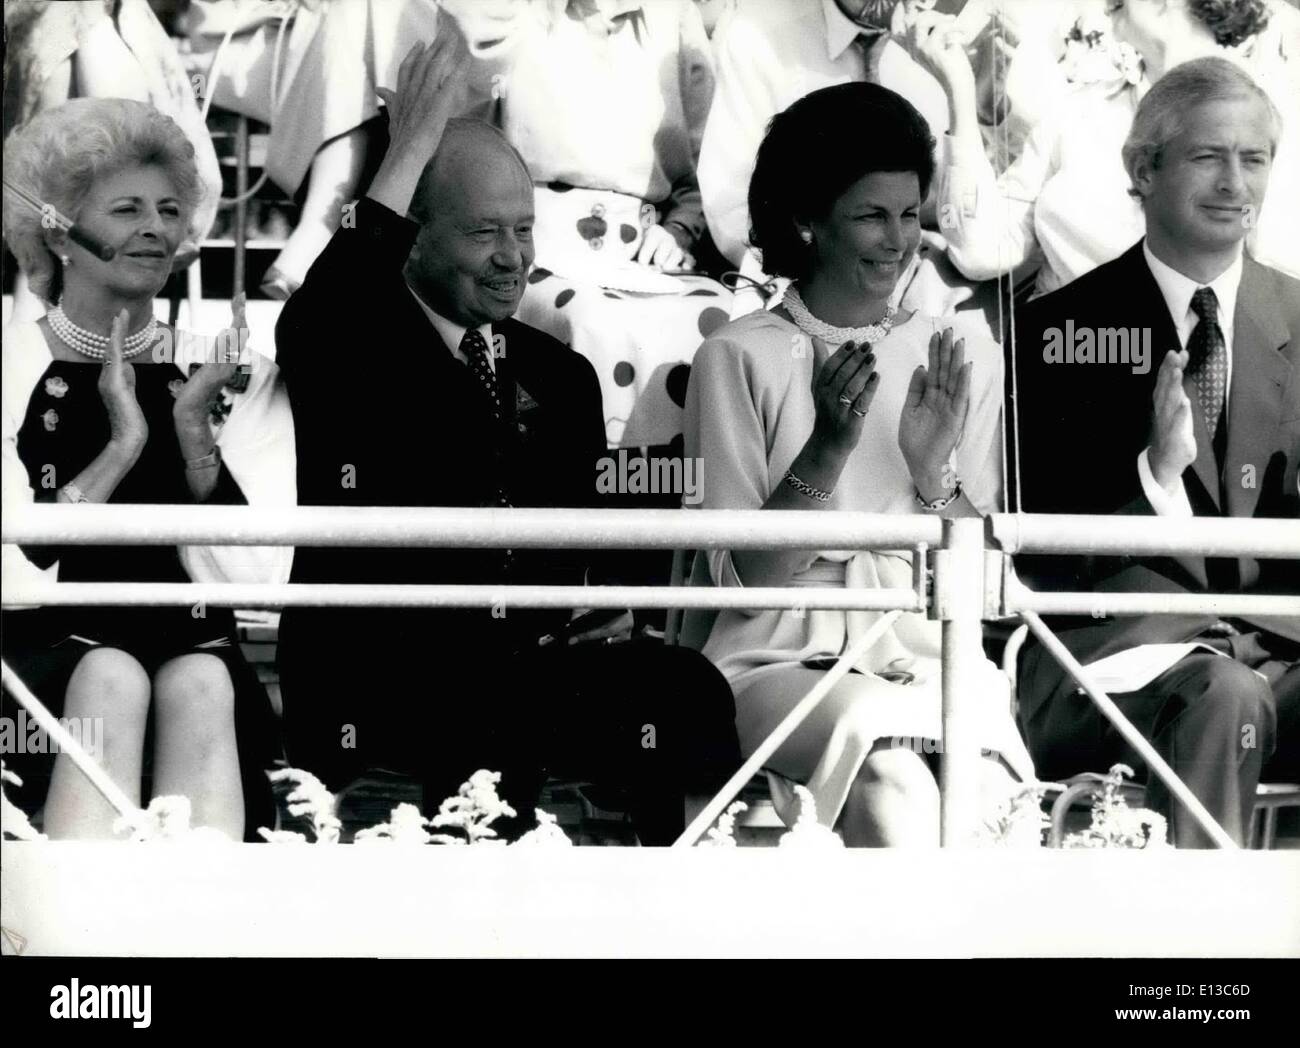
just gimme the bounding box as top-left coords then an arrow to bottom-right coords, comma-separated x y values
851,406 -> 868,418
837,395 -> 854,406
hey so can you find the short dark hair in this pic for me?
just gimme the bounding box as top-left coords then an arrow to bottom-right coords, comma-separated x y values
747,82 -> 935,281
1187,0 -> 1270,49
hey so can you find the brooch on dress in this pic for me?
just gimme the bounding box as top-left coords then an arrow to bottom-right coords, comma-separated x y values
41,409 -> 59,431
44,376 -> 69,398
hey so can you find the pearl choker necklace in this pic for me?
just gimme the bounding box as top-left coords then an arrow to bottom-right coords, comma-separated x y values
48,305 -> 158,361
783,285 -> 897,346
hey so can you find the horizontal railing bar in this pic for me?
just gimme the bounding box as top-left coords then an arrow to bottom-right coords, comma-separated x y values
2,582 -> 926,612
991,513 -> 1300,559
6,505 -> 1297,559
2,505 -> 942,550
1009,589 -> 1300,618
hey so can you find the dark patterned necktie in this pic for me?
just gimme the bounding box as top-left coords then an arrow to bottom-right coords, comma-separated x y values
1187,287 -> 1228,443
461,328 -> 500,422
853,30 -> 887,80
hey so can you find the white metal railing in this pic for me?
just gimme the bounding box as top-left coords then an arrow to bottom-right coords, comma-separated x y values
3,505 -> 1297,848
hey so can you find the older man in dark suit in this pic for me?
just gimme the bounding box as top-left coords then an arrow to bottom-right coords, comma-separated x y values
272,32 -> 739,843
1011,57 -> 1300,847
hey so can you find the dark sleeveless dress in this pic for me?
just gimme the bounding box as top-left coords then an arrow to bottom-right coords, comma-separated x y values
1,352 -> 279,839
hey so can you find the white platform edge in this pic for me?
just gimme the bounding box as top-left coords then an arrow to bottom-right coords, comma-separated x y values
3,843 -> 1299,958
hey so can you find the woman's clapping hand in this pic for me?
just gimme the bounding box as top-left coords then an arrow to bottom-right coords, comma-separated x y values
174,293 -> 246,428
636,223 -> 694,271
810,338 -> 879,456
98,309 -> 149,453
898,327 -> 971,492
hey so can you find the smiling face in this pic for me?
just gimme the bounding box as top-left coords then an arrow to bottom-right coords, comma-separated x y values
406,130 -> 535,328
804,170 -> 922,307
1134,95 -> 1274,269
56,163 -> 187,299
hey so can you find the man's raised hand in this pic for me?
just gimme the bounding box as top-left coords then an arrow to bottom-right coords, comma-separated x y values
376,26 -> 472,163
1148,348 -> 1197,490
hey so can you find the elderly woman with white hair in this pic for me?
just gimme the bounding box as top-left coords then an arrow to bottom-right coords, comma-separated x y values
1,98 -> 292,841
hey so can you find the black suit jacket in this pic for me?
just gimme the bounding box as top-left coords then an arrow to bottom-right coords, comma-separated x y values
273,197 -> 608,665
1009,240 -> 1300,723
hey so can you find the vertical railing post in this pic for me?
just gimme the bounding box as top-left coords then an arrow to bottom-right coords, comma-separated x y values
934,517 -> 986,847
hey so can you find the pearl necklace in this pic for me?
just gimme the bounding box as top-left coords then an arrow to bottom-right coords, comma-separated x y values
48,305 -> 158,361
783,285 -> 897,346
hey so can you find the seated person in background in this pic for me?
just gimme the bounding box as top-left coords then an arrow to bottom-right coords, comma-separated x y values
181,0 -> 452,298
1012,57 -> 1300,847
1,99 -> 286,840
2,0 -> 221,322
685,83 -> 1034,847
910,0 -> 1300,299
438,0 -> 731,450
698,0 -> 992,323
274,33 -> 740,845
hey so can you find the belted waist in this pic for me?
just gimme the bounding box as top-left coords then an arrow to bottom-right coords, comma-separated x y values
790,560 -> 849,587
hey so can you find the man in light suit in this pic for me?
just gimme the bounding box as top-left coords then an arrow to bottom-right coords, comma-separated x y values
1011,57 -> 1300,847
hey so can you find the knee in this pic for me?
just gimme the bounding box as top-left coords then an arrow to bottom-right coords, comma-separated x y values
858,745 -> 939,804
1190,659 -> 1273,732
153,655 -> 236,732
67,647 -> 150,713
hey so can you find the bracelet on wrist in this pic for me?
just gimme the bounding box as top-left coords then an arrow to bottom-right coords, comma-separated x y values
60,482 -> 89,504
914,476 -> 963,512
185,446 -> 222,472
783,468 -> 832,503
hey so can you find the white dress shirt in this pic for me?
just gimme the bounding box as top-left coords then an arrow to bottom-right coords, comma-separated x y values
698,0 -> 949,266
407,284 -> 495,374
1135,241 -> 1243,517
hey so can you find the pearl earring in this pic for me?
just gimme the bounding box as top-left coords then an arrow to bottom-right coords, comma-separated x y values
59,255 -> 70,266
799,230 -> 812,244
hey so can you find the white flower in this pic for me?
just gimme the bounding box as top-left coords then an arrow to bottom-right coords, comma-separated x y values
777,786 -> 844,850
975,783 -> 1051,849
1062,763 -> 1171,849
514,809 -> 573,847
264,766 -> 341,844
354,803 -> 435,845
1,761 -> 46,841
257,828 -> 310,844
698,800 -> 747,847
429,769 -> 517,844
114,795 -> 233,844
44,376 -> 69,398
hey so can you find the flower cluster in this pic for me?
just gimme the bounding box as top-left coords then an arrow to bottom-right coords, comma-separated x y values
777,786 -> 844,850
977,782 -> 1052,849
1063,763 -> 1170,850
427,769 -> 517,845
1,762 -> 45,841
353,802 -> 436,845
113,795 -> 233,845
698,800 -> 748,847
258,767 -> 342,844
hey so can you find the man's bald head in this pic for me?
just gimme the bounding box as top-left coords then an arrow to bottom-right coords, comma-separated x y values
404,118 -> 537,327
409,118 -> 531,224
